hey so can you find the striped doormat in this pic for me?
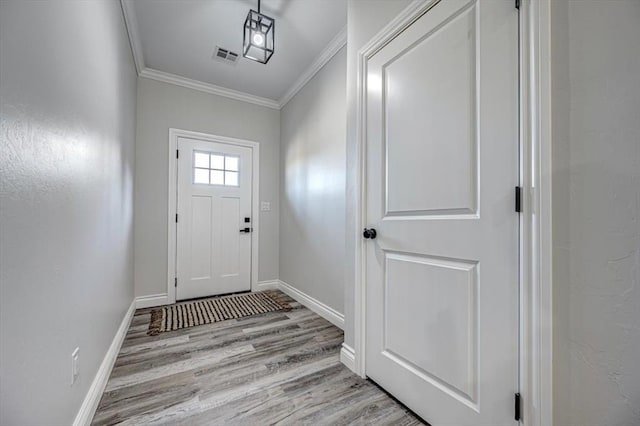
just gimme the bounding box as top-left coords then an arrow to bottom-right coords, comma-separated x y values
148,290 -> 291,335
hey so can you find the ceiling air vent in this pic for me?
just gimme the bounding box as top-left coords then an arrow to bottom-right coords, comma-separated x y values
213,46 -> 239,65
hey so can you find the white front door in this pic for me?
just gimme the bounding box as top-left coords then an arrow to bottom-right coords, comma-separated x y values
176,137 -> 252,300
364,0 -> 519,425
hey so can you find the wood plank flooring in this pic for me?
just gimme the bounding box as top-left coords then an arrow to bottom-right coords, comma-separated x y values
92,291 -> 424,425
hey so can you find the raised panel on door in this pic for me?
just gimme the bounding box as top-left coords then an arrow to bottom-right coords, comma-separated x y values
189,195 -> 213,280
383,253 -> 478,405
365,0 -> 519,424
384,1 -> 477,215
219,196 -> 240,277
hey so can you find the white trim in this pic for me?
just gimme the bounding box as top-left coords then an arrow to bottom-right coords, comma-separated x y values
140,68 -> 280,109
340,343 -> 357,374
278,26 -> 347,107
168,128 -> 261,304
73,300 -> 135,426
119,0 -> 279,109
120,0 -> 346,110
135,293 -> 169,309
352,0 -> 553,424
519,1 -> 553,425
277,280 -> 344,330
120,0 -> 145,74
255,280 -> 346,330
255,279 -> 280,290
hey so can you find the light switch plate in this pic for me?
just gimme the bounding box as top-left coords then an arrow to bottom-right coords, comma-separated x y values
260,201 -> 271,212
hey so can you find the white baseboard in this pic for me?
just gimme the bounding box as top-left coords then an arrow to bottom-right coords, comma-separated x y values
255,279 -> 280,291
73,299 -> 135,426
340,343 -> 356,373
135,293 -> 168,309
277,280 -> 344,330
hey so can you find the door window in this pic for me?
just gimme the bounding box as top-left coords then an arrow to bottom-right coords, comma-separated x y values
193,151 -> 239,186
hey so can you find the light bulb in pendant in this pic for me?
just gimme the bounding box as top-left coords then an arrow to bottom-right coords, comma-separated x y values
253,32 -> 264,46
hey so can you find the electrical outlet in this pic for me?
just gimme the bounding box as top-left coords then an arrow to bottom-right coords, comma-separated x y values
71,347 -> 79,386
260,201 -> 271,212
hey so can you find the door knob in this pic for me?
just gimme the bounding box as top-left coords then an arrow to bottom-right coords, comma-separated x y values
363,228 -> 377,239
239,227 -> 252,233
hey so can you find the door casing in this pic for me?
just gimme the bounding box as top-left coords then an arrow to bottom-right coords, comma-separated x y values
348,0 -> 553,425
168,128 -> 260,304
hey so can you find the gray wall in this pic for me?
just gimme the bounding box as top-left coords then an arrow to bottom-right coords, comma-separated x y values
344,0 -> 412,348
0,1 -> 137,424
134,78 -> 280,298
280,47 -> 347,315
551,1 -> 640,425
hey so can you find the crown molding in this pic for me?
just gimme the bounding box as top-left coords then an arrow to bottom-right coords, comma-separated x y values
120,0 -> 145,74
120,0 -> 278,109
139,68 -> 281,109
120,0 -> 345,110
278,25 -> 347,108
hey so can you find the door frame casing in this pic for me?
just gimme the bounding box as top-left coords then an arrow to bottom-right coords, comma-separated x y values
167,128 -> 261,304
349,1 -> 553,425
517,1 -> 553,425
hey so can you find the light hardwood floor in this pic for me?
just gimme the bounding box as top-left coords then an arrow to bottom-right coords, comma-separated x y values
92,290 -> 424,425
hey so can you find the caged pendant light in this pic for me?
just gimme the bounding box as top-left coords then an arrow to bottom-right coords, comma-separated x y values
243,0 -> 275,64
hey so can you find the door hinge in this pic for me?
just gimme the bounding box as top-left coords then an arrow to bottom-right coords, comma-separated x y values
515,186 -> 522,213
174,277 -> 177,287
176,149 -> 179,159
515,0 -> 520,9
175,213 -> 179,223
514,393 -> 522,421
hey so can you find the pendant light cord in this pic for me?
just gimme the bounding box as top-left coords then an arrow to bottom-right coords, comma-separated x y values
258,0 -> 261,13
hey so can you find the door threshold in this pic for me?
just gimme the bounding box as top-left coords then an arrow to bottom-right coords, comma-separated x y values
177,289 -> 252,304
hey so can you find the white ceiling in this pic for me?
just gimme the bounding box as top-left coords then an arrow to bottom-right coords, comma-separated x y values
126,0 -> 347,102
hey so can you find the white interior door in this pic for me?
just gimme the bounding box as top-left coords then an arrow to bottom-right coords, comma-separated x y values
364,0 -> 519,424
176,137 -> 252,300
